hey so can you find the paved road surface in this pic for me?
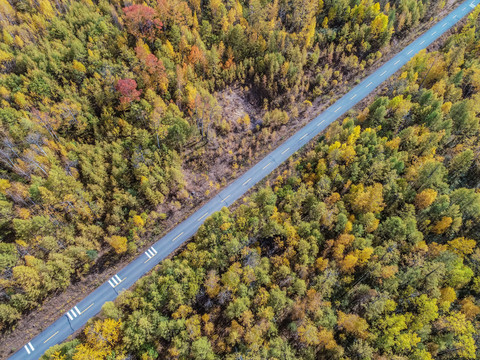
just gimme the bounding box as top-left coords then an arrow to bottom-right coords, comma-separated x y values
9,0 -> 479,358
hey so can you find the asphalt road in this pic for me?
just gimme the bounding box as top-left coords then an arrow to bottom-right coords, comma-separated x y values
9,0 -> 480,358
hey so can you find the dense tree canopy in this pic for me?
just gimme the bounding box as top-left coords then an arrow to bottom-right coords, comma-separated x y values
0,0 -> 450,333
43,7 -> 480,360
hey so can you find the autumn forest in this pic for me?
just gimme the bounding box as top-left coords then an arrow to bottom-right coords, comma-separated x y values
0,0 -> 480,358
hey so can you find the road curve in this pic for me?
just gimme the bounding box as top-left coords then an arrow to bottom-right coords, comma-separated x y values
9,0 -> 479,358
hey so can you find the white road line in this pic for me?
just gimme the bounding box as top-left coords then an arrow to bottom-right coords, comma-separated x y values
317,120 -> 325,127
147,249 -> 155,257
420,40 -> 425,44
24,345 -> 30,355
197,212 -> 209,221
281,147 -> 290,154
432,31 -> 437,35
172,231 -> 184,241
114,275 -> 121,282
470,3 -> 475,8
150,247 -> 157,254
74,306 -> 81,315
380,70 -> 387,76
443,23 -> 448,27
394,60 -> 400,65
70,310 -> 77,318
407,50 -> 413,55
453,14 -> 457,18
108,280 -> 116,287
29,342 -> 34,351
242,178 -> 251,186
67,312 -> 73,320
299,134 -> 308,140
262,162 -> 272,169
111,277 -> 118,285
145,251 -> 152,259
334,106 -> 342,113
350,94 -> 357,100
365,82 -> 373,88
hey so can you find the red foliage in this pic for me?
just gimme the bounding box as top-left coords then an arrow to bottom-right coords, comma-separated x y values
135,45 -> 169,93
115,79 -> 142,104
123,5 -> 163,41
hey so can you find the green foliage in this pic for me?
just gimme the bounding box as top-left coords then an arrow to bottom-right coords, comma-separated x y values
51,8 -> 480,359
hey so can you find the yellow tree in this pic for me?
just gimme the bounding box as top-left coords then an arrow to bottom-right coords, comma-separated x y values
337,311 -> 369,339
447,237 -> 476,257
415,188 -> 437,210
107,236 -> 128,254
349,183 -> 385,214
73,319 -> 122,360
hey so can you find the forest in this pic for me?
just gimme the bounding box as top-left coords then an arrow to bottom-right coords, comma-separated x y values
0,0 -> 450,335
40,6 -> 480,360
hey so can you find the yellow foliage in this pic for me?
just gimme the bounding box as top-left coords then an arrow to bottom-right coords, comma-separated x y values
107,236 -> 128,254
14,35 -> 24,48
440,287 -> 457,304
460,297 -> 480,320
132,215 -> 145,228
315,257 -> 328,271
0,49 -> 13,63
415,189 -> 437,210
74,319 -> 122,360
172,304 -> 193,319
220,222 -> 231,231
2,29 -> 13,45
381,265 -> 398,279
17,208 -> 31,219
24,255 -> 36,267
385,137 -> 401,150
354,247 -> 373,265
431,216 -> 452,234
341,253 -> 358,273
350,183 -> 385,214
337,311 -> 369,339
0,179 -> 11,194
14,92 -> 27,108
72,60 -> 86,73
448,237 -> 476,257
38,0 -> 55,18
427,242 -> 447,257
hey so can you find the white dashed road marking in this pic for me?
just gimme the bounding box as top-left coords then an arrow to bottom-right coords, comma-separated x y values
24,342 -> 34,355
144,247 -> 157,260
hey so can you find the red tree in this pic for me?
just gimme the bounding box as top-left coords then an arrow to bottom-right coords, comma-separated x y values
115,79 -> 142,104
135,45 -> 168,93
123,5 -> 163,41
